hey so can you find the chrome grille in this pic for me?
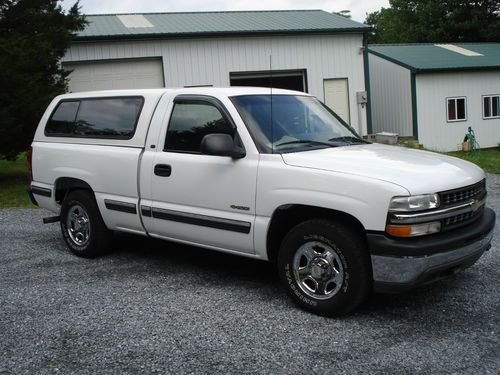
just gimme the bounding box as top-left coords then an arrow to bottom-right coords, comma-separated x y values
442,206 -> 483,228
439,179 -> 486,207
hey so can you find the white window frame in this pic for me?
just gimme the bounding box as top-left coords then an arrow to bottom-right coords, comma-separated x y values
482,94 -> 500,119
446,97 -> 467,123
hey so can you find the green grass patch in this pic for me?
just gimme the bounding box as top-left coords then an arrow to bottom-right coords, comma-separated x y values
445,149 -> 500,174
0,154 -> 36,208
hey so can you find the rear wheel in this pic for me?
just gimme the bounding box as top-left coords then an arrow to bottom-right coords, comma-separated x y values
60,190 -> 112,258
277,219 -> 372,316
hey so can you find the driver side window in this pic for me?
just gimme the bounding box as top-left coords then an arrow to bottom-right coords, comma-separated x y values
164,101 -> 233,153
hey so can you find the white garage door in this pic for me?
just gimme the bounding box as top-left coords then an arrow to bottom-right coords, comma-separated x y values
63,59 -> 164,93
324,78 -> 350,124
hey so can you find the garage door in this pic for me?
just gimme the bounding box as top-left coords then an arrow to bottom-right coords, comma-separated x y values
230,70 -> 306,92
63,59 -> 164,93
324,78 -> 350,124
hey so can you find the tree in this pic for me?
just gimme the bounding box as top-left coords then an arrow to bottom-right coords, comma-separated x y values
0,0 -> 86,160
365,0 -> 500,44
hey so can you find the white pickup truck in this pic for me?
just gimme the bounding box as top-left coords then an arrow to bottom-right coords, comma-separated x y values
29,87 -> 495,316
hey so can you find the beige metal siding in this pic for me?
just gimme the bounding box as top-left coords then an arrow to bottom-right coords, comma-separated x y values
369,54 -> 413,136
63,34 -> 368,134
416,71 -> 500,151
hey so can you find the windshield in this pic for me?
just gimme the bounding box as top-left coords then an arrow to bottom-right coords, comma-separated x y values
230,95 -> 366,153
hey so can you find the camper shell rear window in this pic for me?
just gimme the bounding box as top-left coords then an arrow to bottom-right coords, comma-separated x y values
45,96 -> 144,139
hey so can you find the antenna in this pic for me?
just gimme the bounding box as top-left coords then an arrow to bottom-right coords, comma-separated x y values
270,53 -> 274,154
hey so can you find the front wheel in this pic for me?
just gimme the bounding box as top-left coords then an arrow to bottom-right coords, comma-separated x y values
278,219 -> 372,317
60,190 -> 112,258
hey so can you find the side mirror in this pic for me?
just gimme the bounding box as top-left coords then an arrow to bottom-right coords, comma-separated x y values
200,133 -> 246,159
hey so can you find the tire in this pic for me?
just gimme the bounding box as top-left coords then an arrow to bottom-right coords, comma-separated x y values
277,219 -> 372,317
60,190 -> 112,258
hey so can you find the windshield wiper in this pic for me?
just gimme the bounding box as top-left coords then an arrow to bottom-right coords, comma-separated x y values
328,136 -> 371,144
275,139 -> 338,148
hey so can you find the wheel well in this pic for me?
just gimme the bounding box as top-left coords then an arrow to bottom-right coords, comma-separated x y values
266,204 -> 366,263
55,177 -> 93,204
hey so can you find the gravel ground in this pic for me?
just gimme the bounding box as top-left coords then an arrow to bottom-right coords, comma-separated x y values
0,175 -> 498,374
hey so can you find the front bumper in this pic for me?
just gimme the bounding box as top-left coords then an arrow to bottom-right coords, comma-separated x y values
369,207 -> 495,293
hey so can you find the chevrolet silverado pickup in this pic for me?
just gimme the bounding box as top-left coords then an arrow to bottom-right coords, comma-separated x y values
28,87 -> 495,316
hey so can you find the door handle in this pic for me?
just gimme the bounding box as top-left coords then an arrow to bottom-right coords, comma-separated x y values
154,164 -> 172,177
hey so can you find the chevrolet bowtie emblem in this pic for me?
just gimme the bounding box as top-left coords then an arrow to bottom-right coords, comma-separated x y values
470,199 -> 482,212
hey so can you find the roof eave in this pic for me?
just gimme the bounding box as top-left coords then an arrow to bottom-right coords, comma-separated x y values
73,27 -> 372,42
416,66 -> 500,73
367,48 -> 418,72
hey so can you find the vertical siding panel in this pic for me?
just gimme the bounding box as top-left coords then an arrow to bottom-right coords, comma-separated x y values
369,54 -> 412,136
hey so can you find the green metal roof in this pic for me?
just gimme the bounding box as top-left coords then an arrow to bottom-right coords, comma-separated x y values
368,43 -> 500,73
76,10 -> 370,41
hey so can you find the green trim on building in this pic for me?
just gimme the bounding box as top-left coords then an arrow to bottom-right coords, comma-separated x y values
363,34 -> 373,134
410,73 -> 418,140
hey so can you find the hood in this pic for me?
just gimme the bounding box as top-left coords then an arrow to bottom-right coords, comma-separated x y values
281,143 -> 484,195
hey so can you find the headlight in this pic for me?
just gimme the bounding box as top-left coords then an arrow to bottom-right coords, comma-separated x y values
389,194 -> 440,212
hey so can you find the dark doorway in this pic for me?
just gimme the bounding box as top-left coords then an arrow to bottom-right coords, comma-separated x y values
230,70 -> 307,92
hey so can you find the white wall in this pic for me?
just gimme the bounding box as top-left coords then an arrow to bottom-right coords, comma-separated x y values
63,34 -> 368,134
368,53 -> 413,136
416,71 -> 500,151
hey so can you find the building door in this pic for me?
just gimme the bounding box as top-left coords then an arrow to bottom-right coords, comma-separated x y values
324,78 -> 350,124
63,58 -> 164,92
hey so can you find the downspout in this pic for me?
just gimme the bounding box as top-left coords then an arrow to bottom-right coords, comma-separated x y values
410,72 -> 419,140
363,33 -> 373,134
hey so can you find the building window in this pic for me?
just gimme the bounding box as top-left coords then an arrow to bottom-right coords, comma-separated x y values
447,97 -> 467,122
483,95 -> 500,119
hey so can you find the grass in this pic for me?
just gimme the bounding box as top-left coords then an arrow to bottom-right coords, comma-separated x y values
445,149 -> 500,174
0,147 -> 498,208
0,154 -> 36,208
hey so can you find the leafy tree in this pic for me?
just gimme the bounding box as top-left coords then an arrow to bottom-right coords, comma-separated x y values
365,0 -> 500,44
0,0 -> 86,160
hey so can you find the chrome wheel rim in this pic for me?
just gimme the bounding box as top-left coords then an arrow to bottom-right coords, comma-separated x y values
66,205 -> 90,246
292,241 -> 344,300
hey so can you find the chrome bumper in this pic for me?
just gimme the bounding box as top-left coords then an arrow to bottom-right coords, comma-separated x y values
371,228 -> 494,289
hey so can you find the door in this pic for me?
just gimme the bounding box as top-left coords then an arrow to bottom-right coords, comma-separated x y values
324,78 -> 350,124
142,95 -> 258,254
63,58 -> 164,92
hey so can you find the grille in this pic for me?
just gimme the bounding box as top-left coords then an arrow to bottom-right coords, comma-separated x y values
444,212 -> 473,226
443,206 -> 483,229
439,179 -> 486,207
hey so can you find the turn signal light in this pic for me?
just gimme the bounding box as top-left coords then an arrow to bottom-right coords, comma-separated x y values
386,222 -> 441,237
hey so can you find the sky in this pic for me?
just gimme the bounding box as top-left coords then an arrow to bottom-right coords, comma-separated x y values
62,0 -> 390,23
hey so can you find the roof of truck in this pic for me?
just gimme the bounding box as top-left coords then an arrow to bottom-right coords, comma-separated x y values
62,87 -> 311,99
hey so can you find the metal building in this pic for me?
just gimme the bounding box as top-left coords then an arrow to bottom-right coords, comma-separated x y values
368,43 -> 500,151
62,10 -> 372,134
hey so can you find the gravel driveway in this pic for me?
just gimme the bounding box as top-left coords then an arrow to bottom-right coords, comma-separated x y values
1,175 -> 498,374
